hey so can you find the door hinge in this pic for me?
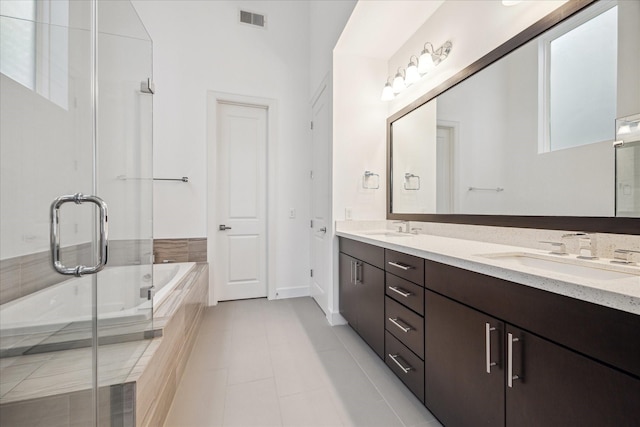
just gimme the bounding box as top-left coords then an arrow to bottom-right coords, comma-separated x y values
310,219 -> 314,228
310,121 -> 314,130
310,170 -> 314,179
310,269 -> 314,277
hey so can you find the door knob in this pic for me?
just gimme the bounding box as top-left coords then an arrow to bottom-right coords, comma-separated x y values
219,225 -> 232,230
319,227 -> 327,233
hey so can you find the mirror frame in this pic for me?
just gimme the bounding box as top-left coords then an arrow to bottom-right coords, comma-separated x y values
387,0 -> 640,235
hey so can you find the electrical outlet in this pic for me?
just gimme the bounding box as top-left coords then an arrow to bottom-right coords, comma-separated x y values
345,208 -> 352,220
289,208 -> 296,219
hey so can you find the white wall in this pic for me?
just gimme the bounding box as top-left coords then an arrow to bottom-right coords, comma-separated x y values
132,1 -> 355,300
332,0 -> 569,224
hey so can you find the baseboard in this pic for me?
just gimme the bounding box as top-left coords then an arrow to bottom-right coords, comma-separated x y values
327,310 -> 347,326
274,286 -> 310,299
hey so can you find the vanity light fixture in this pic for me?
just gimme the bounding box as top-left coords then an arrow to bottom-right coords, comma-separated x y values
405,56 -> 420,86
382,40 -> 453,101
381,79 -> 395,101
392,68 -> 406,94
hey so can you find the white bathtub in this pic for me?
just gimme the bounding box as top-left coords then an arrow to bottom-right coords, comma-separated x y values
0,262 -> 196,336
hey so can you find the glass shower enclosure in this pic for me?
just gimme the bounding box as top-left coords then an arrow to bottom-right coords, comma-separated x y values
1,1 -> 153,424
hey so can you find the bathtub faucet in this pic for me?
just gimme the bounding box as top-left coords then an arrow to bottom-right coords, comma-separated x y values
162,259 -> 175,263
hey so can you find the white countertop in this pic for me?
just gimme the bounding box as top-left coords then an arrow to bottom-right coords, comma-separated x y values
336,228 -> 640,316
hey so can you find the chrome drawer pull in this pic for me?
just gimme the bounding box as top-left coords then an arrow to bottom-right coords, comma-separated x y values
388,261 -> 414,271
485,323 -> 497,373
388,317 -> 412,333
507,333 -> 521,387
388,354 -> 413,373
388,286 -> 412,298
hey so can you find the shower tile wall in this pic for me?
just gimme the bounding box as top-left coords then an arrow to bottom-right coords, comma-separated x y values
153,238 -> 207,264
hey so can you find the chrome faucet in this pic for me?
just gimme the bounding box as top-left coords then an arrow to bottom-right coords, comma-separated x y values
393,220 -> 409,233
611,249 -> 640,265
539,240 -> 567,255
562,232 -> 598,260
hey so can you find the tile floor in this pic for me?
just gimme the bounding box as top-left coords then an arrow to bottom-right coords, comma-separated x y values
163,297 -> 442,427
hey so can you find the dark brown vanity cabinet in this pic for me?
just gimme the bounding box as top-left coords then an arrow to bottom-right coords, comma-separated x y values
424,261 -> 640,427
384,249 -> 425,401
424,290 -> 504,427
339,239 -> 385,358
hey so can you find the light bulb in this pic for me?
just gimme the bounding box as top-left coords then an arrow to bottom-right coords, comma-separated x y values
392,71 -> 406,94
418,49 -> 434,75
405,60 -> 420,86
381,82 -> 394,101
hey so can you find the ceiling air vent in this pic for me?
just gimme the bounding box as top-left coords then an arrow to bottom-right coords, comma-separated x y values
239,10 -> 266,28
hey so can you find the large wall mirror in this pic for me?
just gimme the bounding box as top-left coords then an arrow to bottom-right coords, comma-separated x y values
388,0 -> 640,234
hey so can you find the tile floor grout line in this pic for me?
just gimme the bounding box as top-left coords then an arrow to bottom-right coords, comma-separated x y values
330,326 -> 410,427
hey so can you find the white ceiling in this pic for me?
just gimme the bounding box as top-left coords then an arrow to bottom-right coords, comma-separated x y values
335,0 -> 445,59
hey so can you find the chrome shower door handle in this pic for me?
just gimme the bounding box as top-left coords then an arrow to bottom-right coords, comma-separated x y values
50,193 -> 109,276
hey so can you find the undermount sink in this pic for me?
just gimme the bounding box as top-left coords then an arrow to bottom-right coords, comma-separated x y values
361,230 -> 413,238
480,252 -> 640,281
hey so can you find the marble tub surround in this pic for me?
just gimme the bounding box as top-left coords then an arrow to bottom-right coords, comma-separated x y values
0,263 -> 208,427
336,221 -> 640,315
0,239 -> 153,305
153,238 -> 207,264
126,262 -> 208,427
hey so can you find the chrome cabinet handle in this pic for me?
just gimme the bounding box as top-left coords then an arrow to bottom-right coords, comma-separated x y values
507,333 -> 520,387
350,260 -> 354,284
50,193 -> 108,277
388,286 -> 412,298
485,323 -> 497,373
219,224 -> 232,230
388,317 -> 412,333
388,354 -> 413,373
388,261 -> 414,271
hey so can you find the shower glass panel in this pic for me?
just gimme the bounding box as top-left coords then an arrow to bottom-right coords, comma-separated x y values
0,1 -> 153,425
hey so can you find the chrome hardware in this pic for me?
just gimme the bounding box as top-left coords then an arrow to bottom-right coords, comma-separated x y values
162,259 -> 175,263
362,171 -> 380,189
388,286 -> 412,298
388,354 -> 413,373
354,261 -> 362,284
219,224 -> 232,231
140,286 -> 155,300
562,232 -> 598,259
410,227 -> 422,235
611,249 -> 640,265
485,323 -> 497,373
350,261 -> 353,284
468,186 -> 504,192
613,140 -> 625,147
539,241 -> 567,255
388,317 -> 412,333
50,193 -> 108,277
319,227 -> 327,234
154,176 -> 188,182
388,261 -> 414,271
404,173 -> 421,190
393,220 -> 408,233
507,333 -> 520,388
140,77 -> 155,94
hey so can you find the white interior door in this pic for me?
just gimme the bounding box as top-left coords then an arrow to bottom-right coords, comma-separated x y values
216,102 -> 267,301
310,84 -> 330,314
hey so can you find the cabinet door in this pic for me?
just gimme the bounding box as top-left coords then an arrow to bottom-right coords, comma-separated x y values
357,261 -> 385,358
339,253 -> 358,328
425,290 -> 505,427
506,325 -> 640,427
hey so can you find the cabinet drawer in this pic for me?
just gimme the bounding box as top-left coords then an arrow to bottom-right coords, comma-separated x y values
385,249 -> 424,285
340,237 -> 384,269
385,273 -> 424,315
385,331 -> 424,403
385,297 -> 424,359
